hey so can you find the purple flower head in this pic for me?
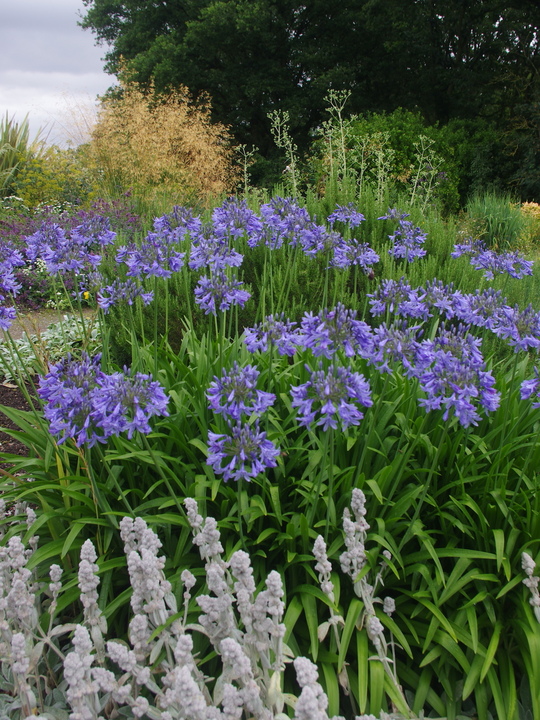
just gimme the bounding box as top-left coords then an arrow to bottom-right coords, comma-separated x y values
73,215 -> 116,246
300,303 -> 374,358
423,324 -> 485,369
256,197 -> 312,249
378,208 -> 410,221
521,368 -> 540,407
452,239 -> 533,280
299,223 -> 341,257
244,314 -> 300,356
212,198 -> 264,239
368,322 -> 428,376
26,221 -> 102,275
416,350 -> 500,427
38,353 -> 107,447
25,223 -> 66,263
494,304 -> 540,352
38,353 -> 169,446
388,219 -> 427,262
188,228 -> 244,271
116,232 -> 185,279
153,206 -> 202,239
0,305 -> 17,330
0,240 -> 26,275
207,420 -> 279,482
90,370 -> 169,439
207,362 -> 275,421
450,288 -> 508,330
291,363 -> 372,431
327,203 -> 366,228
331,238 -> 380,271
97,278 -> 154,313
368,278 -> 429,320
451,238 -> 484,259
419,279 -> 456,318
194,270 -> 250,315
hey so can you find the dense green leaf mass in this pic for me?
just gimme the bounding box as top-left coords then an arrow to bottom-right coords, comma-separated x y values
81,0 -> 540,152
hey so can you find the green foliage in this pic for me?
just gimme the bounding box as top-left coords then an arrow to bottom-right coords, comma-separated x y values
2,193 -> 540,717
466,192 -> 527,250
308,106 -> 462,215
81,0 -> 540,197
12,146 -> 97,209
0,113 -> 46,199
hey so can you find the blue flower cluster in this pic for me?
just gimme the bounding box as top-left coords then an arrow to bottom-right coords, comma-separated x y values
26,219 -> 115,275
452,239 -> 533,280
38,354 -> 169,447
291,363 -> 373,431
0,242 -> 25,328
206,363 -> 279,483
387,218 -> 427,263
207,362 -> 275,420
244,314 -> 300,356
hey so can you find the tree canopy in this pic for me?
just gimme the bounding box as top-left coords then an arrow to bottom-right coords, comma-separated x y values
81,0 -> 540,176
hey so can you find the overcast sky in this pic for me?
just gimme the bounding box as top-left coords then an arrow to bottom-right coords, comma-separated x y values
0,0 -> 112,146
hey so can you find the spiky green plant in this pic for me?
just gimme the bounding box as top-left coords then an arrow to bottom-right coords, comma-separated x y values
0,113 -> 46,198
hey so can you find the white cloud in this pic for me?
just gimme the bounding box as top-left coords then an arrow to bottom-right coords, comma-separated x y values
0,0 -> 112,146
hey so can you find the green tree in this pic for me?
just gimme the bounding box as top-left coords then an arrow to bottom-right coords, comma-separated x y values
81,0 -> 540,189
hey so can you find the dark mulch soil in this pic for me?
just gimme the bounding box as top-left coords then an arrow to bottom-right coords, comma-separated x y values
0,382 -> 33,458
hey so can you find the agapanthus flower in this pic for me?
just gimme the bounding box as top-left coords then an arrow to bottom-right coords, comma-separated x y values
327,203 -> 366,228
207,420 -> 280,482
212,197 -> 264,239
416,350 -> 500,427
153,205 -> 202,238
0,305 -> 17,330
188,229 -> 244,270
207,362 -> 275,421
194,271 -> 250,315
38,353 -> 107,447
423,323 -> 485,369
90,370 -> 170,439
387,219 -> 427,262
493,303 -> 540,352
255,197 -> 311,249
97,278 -> 154,313
419,279 -> 456,317
300,303 -> 374,358
520,368 -> 540,407
291,363 -> 372,431
450,288 -> 508,330
72,215 -> 116,246
368,277 -> 428,320
452,239 -> 533,280
368,322 -> 428,376
331,238 -> 380,271
299,223 -> 341,257
25,222 -> 67,263
243,314 -> 300,355
378,208 -> 410,221
26,221 -> 102,274
38,353 -> 169,446
116,232 -> 185,279
0,243 -> 25,296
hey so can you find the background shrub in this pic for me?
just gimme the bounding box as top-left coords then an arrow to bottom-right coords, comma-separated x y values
85,79 -> 241,206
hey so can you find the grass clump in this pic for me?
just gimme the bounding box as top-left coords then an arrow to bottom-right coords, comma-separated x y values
86,79 -> 240,208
